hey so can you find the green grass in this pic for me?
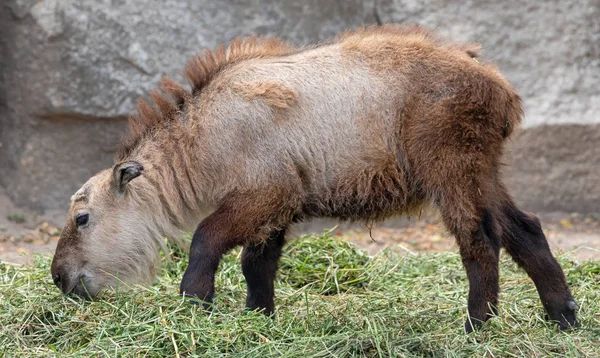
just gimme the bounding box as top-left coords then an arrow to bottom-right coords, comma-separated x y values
1,231 -> 599,357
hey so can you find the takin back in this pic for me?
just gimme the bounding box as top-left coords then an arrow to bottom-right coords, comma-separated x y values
51,25 -> 578,333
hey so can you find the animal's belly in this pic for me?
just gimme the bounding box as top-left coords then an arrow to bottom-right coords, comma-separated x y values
301,160 -> 416,222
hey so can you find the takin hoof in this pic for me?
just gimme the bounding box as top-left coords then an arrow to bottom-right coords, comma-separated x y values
242,305 -> 276,318
180,292 -> 214,311
547,299 -> 580,330
464,317 -> 486,334
180,276 -> 215,311
179,284 -> 214,311
245,296 -> 275,317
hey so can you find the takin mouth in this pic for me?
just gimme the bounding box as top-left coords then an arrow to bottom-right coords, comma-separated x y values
60,274 -> 97,299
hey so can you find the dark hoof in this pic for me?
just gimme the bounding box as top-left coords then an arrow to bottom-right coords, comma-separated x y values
464,317 -> 485,334
180,291 -> 214,311
180,276 -> 215,311
245,304 -> 275,317
549,299 -> 579,330
243,306 -> 275,318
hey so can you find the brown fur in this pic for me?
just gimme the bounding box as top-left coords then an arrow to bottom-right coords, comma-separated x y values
232,81 -> 298,109
52,25 -> 577,333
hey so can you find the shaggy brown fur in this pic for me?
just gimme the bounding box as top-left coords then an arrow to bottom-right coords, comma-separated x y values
52,25 -> 578,334
232,81 -> 298,109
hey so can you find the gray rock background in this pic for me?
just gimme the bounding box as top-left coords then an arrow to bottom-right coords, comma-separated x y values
0,0 -> 598,221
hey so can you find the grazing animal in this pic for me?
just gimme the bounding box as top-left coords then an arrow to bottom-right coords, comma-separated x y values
51,25 -> 578,332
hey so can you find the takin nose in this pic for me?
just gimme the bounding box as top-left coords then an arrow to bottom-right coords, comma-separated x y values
50,263 -> 75,294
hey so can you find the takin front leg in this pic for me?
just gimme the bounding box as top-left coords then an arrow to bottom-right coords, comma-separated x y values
179,207 -> 243,309
180,189 -> 298,310
501,205 -> 578,330
241,229 -> 286,315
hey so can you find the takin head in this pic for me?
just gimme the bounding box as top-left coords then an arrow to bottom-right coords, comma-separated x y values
50,161 -> 166,298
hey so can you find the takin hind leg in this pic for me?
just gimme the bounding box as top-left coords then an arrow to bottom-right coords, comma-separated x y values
435,189 -> 501,333
500,203 -> 578,330
241,228 -> 286,315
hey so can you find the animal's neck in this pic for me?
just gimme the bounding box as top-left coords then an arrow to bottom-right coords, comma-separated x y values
128,126 -> 209,234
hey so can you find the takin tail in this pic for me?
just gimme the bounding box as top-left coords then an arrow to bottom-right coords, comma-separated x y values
497,83 -> 523,140
454,41 -> 523,140
473,58 -> 524,140
475,50 -> 523,140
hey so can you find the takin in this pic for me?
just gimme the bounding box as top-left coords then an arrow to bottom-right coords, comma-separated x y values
50,25 -> 578,333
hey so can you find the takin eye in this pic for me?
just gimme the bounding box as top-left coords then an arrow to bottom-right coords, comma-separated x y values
76,213 -> 89,227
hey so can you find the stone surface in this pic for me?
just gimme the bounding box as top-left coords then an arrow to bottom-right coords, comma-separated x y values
0,0 -> 598,216
506,124 -> 600,213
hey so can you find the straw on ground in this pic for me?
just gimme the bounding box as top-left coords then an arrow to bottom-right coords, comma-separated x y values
1,232 -> 599,357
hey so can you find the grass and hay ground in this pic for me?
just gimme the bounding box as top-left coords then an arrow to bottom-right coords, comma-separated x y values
1,231 -> 599,356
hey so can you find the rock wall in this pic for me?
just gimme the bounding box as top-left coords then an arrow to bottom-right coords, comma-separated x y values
0,0 -> 598,216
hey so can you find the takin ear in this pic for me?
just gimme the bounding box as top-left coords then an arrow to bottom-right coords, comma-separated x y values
112,161 -> 144,194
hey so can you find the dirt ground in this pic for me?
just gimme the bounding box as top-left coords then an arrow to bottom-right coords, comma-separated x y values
1,188 -> 599,265
329,212 -> 600,261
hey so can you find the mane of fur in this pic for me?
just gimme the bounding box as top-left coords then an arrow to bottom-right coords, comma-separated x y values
117,36 -> 297,160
